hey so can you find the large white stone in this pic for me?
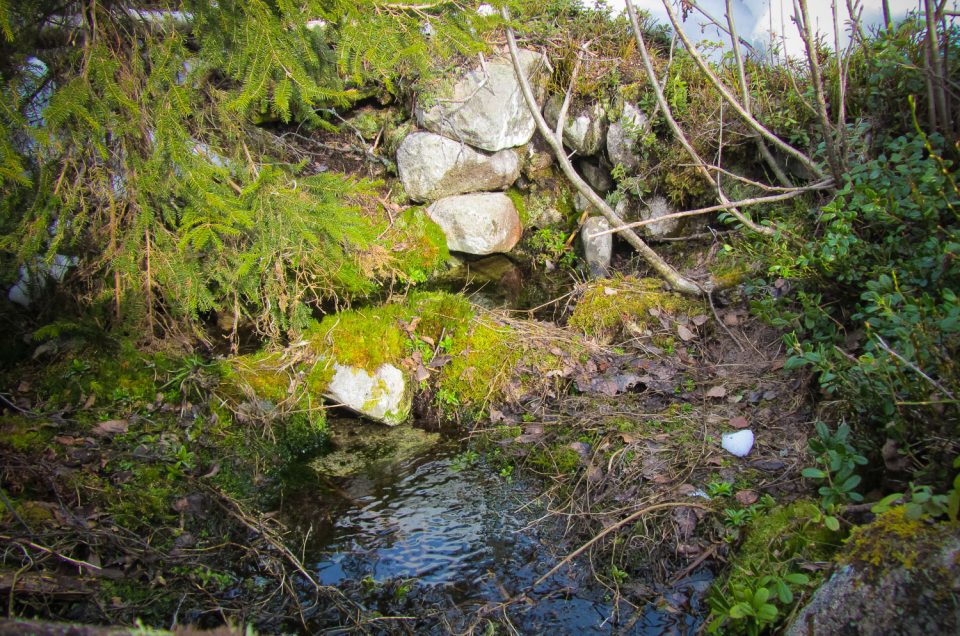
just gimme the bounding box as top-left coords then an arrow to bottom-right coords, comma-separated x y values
544,97 -> 607,156
397,132 -> 520,202
324,363 -> 411,426
427,192 -> 522,255
416,49 -> 548,152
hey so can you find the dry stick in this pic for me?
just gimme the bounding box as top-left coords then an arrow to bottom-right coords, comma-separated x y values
794,0 -> 844,183
624,1 -> 775,237
925,0 -> 951,136
832,0 -> 850,162
588,181 -> 832,238
661,0 -> 825,181
725,0 -> 795,187
500,7 -> 702,295
532,502 -> 710,588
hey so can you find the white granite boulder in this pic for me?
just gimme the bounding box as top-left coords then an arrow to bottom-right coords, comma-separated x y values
582,216 -> 612,278
416,49 -> 548,152
397,132 -> 520,202
323,362 -> 411,426
427,192 -> 522,255
607,102 -> 649,172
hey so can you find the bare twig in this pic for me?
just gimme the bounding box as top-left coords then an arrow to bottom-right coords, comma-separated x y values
588,180 -> 832,238
794,0 -> 845,182
532,501 -> 710,588
662,0 -> 825,181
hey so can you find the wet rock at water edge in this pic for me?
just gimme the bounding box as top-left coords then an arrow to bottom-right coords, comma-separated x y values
543,96 -> 607,156
416,49 -> 548,152
581,216 -> 612,278
397,132 -> 520,202
607,102 -> 649,172
427,192 -> 522,255
323,362 -> 412,426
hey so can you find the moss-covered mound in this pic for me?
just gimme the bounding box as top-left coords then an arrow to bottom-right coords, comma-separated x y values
569,276 -> 700,342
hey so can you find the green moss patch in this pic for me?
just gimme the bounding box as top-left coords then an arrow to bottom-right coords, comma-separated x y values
843,506 -> 949,572
307,291 -> 473,372
569,276 -> 699,341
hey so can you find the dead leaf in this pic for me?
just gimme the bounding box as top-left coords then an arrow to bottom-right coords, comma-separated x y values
415,365 -> 431,382
705,386 -> 727,399
419,335 -> 434,346
729,416 -> 749,429
428,354 -> 452,369
92,419 -> 128,437
603,286 -> 618,296
735,490 -> 760,505
692,314 -> 709,326
82,394 -> 96,409
677,325 -> 696,341
770,358 -> 785,370
619,432 -> 642,444
55,436 -> 79,446
723,312 -> 740,327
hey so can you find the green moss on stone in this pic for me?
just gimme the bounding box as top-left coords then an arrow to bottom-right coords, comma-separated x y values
569,276 -> 699,341
843,506 -> 941,571
438,320 -> 523,409
308,291 -> 473,373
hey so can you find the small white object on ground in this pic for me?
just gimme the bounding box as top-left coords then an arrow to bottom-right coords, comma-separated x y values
721,429 -> 755,457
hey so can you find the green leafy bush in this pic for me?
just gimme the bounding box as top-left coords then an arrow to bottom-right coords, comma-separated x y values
754,131 -> 960,483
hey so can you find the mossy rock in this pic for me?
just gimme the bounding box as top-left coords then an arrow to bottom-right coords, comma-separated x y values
436,315 -> 584,416
786,507 -> 960,635
307,291 -> 474,372
568,276 -> 700,342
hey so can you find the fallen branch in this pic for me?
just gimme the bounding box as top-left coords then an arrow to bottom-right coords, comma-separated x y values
588,180 -> 832,238
501,7 -> 703,295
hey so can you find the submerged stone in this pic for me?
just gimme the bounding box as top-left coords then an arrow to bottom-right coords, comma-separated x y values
309,419 -> 439,477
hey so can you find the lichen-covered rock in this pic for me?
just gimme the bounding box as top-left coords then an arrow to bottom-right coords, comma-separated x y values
607,102 -> 648,172
427,192 -> 522,255
581,216 -> 612,278
323,362 -> 411,426
543,96 -> 607,156
416,49 -> 548,152
786,508 -> 960,636
397,132 -> 520,202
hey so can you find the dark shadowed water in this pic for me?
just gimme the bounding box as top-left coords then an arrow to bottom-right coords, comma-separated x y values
278,419 -> 708,634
